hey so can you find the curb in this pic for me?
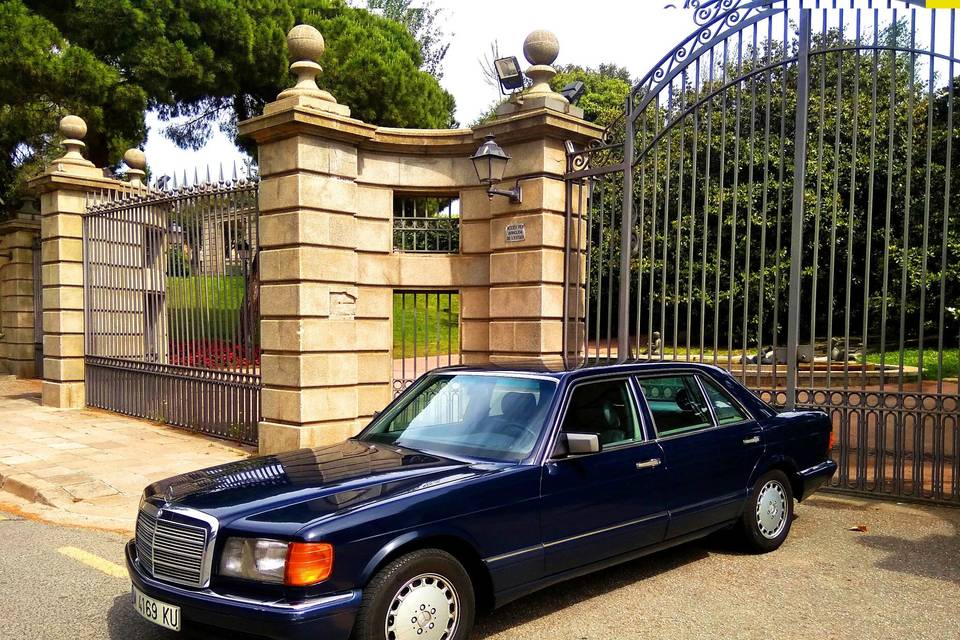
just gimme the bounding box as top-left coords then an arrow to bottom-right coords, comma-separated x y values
1,472 -> 49,504
0,471 -> 75,509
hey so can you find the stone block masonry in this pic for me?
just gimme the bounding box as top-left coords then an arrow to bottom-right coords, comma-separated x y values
239,24 -> 602,453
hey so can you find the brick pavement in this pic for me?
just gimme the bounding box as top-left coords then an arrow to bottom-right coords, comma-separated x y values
0,379 -> 251,532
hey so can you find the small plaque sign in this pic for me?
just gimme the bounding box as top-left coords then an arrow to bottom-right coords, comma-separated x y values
505,223 -> 526,243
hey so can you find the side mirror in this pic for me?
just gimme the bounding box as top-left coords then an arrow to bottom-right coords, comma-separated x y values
561,432 -> 601,456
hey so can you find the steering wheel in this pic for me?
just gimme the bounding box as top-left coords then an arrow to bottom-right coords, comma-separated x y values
490,420 -> 538,444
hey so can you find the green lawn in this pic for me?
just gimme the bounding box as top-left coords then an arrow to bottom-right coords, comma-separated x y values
167,275 -> 246,309
393,293 -> 460,358
863,348 -> 960,380
167,276 -> 250,341
650,346 -> 960,381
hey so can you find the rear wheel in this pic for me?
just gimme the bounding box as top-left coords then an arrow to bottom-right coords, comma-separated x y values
351,549 -> 475,640
737,469 -> 794,553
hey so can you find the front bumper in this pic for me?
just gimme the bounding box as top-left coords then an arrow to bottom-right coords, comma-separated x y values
797,459 -> 838,501
125,541 -> 361,640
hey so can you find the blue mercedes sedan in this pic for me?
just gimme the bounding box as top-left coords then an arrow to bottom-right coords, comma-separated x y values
126,362 -> 836,640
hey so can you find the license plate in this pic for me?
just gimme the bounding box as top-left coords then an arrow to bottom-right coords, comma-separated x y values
133,586 -> 181,632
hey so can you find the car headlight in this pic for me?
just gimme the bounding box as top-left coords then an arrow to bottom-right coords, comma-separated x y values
218,538 -> 333,586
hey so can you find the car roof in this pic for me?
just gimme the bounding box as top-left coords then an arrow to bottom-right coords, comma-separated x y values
428,359 -> 729,382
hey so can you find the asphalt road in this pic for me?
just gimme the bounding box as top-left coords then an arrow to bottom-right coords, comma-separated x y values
1,495 -> 958,640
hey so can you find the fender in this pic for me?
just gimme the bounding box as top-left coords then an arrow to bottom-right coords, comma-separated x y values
749,451 -> 800,488
358,524 -> 484,585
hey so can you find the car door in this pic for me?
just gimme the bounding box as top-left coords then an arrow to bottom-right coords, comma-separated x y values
635,373 -> 764,540
539,377 -> 669,576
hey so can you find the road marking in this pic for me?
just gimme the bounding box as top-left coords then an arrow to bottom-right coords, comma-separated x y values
57,546 -> 127,579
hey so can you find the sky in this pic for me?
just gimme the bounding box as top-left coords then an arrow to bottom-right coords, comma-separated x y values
142,1 -> 696,179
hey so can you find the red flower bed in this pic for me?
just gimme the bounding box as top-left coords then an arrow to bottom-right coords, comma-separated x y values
169,340 -> 261,369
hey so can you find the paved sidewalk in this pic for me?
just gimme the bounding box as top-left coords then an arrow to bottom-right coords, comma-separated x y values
0,379 -> 251,532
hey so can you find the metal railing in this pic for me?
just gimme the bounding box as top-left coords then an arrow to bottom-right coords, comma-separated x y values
83,171 -> 261,444
392,196 -> 460,253
564,0 -> 959,504
393,290 -> 462,395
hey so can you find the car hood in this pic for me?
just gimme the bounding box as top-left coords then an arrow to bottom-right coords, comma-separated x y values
143,440 -> 482,531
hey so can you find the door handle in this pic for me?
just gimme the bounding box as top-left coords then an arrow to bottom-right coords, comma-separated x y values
636,458 -> 662,470
742,436 -> 761,445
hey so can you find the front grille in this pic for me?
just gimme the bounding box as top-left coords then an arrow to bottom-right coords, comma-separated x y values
135,510 -> 157,574
135,506 -> 211,588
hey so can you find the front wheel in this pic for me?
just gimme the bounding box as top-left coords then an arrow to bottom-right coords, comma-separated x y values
737,469 -> 794,553
351,549 -> 476,640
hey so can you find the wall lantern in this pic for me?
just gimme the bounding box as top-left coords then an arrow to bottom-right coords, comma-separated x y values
470,134 -> 522,204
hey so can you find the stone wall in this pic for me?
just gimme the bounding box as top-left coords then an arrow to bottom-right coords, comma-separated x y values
19,25 -> 603,455
0,218 -> 41,377
239,24 -> 602,454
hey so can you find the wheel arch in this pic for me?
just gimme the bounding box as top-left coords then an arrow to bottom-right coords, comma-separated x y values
754,455 -> 803,500
360,530 -> 495,612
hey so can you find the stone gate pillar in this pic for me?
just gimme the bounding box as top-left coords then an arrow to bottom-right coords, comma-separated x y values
27,116 -> 120,407
239,25 -> 377,453
0,216 -> 40,377
480,31 -> 602,365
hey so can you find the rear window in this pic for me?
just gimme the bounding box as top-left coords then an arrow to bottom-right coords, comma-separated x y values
636,375 -> 713,437
700,377 -> 750,425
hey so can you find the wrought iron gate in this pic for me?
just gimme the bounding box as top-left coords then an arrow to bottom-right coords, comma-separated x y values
564,0 -> 959,504
392,290 -> 462,396
83,173 -> 261,444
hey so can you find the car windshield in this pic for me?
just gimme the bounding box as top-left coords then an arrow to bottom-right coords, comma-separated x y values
360,374 -> 558,462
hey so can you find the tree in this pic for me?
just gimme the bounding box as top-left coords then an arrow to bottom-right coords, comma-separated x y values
584,22 -> 960,355
478,39 -> 505,91
550,63 -> 632,126
0,0 -> 455,211
364,0 -> 450,79
0,0 -> 147,208
472,62 -> 632,127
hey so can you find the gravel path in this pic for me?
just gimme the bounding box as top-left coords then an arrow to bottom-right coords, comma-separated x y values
474,494 -> 960,640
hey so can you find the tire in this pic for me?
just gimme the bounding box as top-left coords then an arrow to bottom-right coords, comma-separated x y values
351,549 -> 476,640
737,469 -> 794,553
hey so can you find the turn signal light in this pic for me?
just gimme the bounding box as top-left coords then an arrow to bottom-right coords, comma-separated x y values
284,542 -> 334,586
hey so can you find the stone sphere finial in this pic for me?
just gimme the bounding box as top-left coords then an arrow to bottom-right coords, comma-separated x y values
520,29 -> 565,102
287,24 -> 325,62
56,114 -> 94,168
60,114 -> 87,141
123,148 -> 147,186
123,148 -> 146,171
278,23 -> 337,104
523,29 -> 560,66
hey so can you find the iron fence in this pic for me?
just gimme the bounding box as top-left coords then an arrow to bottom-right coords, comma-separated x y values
565,0 -> 959,504
393,290 -> 461,395
393,195 -> 460,253
83,171 -> 260,444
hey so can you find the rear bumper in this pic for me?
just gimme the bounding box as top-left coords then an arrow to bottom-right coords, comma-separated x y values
797,460 -> 838,501
125,541 -> 360,640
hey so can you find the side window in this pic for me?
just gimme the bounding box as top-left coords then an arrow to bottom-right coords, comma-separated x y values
700,377 -> 750,425
636,375 -> 712,437
560,379 -> 640,447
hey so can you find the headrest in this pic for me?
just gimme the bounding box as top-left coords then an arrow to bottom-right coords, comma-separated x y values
572,400 -> 621,432
675,387 -> 693,411
500,392 -> 537,421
